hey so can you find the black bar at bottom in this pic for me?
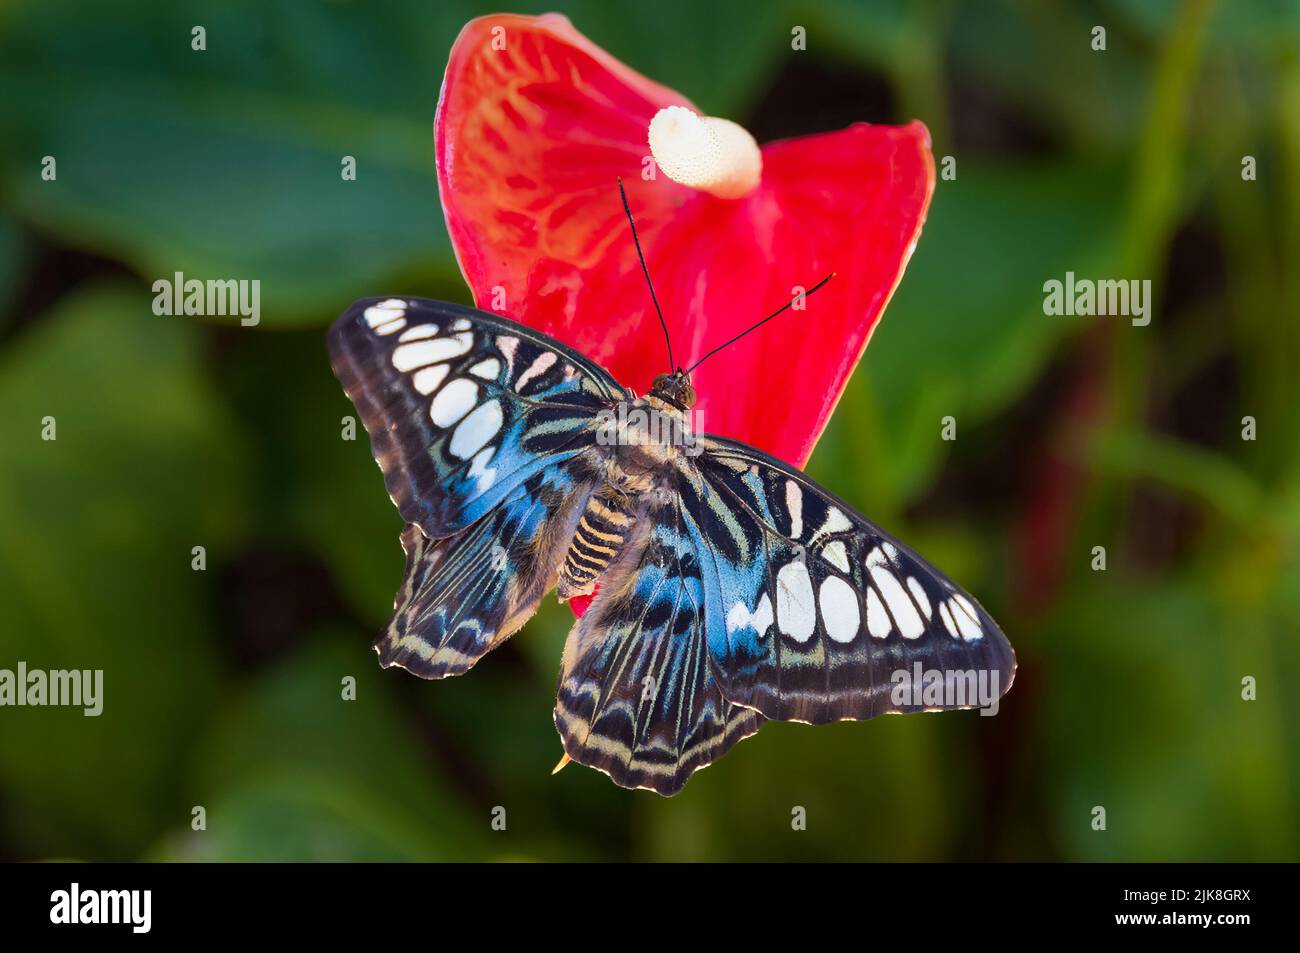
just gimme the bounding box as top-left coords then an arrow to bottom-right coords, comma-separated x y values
0,860 -> 1280,940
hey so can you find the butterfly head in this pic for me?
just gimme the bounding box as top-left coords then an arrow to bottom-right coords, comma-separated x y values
649,369 -> 697,410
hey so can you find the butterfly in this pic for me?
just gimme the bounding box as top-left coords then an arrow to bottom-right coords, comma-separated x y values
328,189 -> 1016,796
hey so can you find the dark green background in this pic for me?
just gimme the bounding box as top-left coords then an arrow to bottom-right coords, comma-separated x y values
1,0 -> 1296,861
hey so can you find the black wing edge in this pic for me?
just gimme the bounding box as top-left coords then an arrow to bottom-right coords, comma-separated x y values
327,296 -> 628,403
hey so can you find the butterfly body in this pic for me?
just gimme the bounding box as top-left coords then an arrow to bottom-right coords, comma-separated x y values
329,296 -> 1016,795
558,375 -> 697,598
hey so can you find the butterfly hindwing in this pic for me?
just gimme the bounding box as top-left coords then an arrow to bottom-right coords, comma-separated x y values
328,297 -> 626,539
380,467 -> 596,678
682,436 -> 1016,724
555,492 -> 766,796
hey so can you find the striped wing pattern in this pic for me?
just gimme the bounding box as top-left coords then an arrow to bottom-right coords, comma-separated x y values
328,297 -> 625,539
380,471 -> 591,678
329,298 -> 617,675
555,493 -> 766,795
688,437 -> 1016,724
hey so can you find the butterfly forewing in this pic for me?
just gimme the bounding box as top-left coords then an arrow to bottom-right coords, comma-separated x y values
328,297 -> 626,539
684,436 -> 1016,724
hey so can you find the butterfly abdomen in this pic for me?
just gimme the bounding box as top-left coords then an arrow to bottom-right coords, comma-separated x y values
555,394 -> 690,602
558,488 -> 636,600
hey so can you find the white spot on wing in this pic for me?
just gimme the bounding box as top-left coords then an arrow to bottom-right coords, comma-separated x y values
374,317 -> 405,335
469,357 -> 500,380
449,399 -> 503,459
907,577 -> 932,619
412,364 -> 449,395
775,561 -> 816,642
823,508 -> 853,534
822,540 -> 850,572
866,588 -> 891,638
869,565 -> 925,639
811,506 -> 853,544
726,593 -> 773,641
940,602 -> 960,639
950,594 -> 983,641
392,333 -> 472,371
515,351 -> 557,392
430,377 -> 478,427
398,323 -> 438,342
785,480 -> 803,539
364,299 -> 406,327
468,446 -> 497,491
496,335 -> 519,373
819,576 -> 860,643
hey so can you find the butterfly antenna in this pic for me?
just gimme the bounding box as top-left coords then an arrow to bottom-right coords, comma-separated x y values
686,272 -> 836,374
618,178 -> 675,372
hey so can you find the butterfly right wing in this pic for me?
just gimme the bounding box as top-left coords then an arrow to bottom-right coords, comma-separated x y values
681,436 -> 1016,724
329,297 -> 625,677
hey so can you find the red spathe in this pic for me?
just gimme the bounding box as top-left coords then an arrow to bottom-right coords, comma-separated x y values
434,13 -> 935,615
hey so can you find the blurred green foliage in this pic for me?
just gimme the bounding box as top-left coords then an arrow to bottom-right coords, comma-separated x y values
1,0 -> 1297,861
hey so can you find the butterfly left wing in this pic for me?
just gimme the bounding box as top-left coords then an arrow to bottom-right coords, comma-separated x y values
554,490 -> 766,796
679,436 -> 1016,725
328,296 -> 627,540
329,297 -> 623,677
379,467 -> 593,678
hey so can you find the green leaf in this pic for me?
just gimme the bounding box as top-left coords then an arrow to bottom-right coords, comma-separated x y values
215,326 -> 406,620
1106,0 -> 1300,56
556,0 -> 788,117
843,160 -> 1126,501
0,0 -> 477,326
0,214 -> 25,323
160,633 -> 488,861
945,0 -> 1149,149
635,715 -> 965,861
1085,427 -> 1271,531
0,284 -> 246,856
1041,575 -> 1299,859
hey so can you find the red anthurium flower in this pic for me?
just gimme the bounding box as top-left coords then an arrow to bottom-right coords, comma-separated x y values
435,13 -> 934,614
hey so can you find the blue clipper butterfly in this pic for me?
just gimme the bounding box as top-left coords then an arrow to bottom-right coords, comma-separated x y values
328,190 -> 1015,796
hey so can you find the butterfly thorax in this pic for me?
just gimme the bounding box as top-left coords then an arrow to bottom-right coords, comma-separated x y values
557,374 -> 696,602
